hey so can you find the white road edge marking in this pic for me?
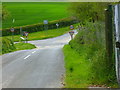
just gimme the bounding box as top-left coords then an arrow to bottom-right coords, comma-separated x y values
32,51 -> 36,54
24,55 -> 31,59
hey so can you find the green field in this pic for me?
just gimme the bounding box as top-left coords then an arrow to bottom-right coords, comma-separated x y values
2,2 -> 70,29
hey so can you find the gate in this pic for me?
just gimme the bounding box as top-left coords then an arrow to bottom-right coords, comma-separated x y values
114,4 -> 120,84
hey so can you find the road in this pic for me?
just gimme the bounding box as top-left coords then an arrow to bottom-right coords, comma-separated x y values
1,31 -> 77,88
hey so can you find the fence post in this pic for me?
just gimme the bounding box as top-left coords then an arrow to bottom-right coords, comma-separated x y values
105,5 -> 113,66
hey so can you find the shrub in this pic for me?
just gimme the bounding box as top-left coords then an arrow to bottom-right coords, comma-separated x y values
1,37 -> 16,54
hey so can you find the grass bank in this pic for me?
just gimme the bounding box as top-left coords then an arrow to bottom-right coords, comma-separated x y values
1,37 -> 36,55
63,21 -> 118,88
4,24 -> 78,42
14,42 -> 36,51
63,44 -> 91,88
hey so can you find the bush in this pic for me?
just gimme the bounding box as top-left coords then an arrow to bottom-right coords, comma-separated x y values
1,37 -> 16,54
1,37 -> 36,55
2,18 -> 77,36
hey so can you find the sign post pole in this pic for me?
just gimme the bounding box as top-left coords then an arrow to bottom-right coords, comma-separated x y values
56,23 -> 59,29
10,28 -> 14,42
69,25 -> 74,40
24,32 -> 28,43
43,20 -> 48,30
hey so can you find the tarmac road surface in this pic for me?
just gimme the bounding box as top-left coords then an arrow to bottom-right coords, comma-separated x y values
1,31 -> 77,88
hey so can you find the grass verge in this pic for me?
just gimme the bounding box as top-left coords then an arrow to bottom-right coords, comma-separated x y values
63,44 -> 91,88
14,42 -> 36,51
63,21 -> 119,88
63,44 -> 118,88
1,37 -> 36,55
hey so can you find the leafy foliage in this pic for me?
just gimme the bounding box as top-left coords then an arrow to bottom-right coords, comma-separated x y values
2,5 -> 9,20
1,37 -> 36,55
1,37 -> 16,54
69,2 -> 111,22
63,22 -> 118,87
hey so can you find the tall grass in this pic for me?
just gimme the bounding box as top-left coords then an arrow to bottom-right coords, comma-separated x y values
63,21 -> 118,88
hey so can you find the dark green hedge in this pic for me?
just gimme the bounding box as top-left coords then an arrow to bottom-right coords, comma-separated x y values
2,18 -> 78,36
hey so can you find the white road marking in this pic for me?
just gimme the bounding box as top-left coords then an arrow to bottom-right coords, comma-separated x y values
32,51 -> 36,54
24,55 -> 31,59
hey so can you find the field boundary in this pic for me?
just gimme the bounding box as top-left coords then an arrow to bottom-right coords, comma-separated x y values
2,18 -> 78,36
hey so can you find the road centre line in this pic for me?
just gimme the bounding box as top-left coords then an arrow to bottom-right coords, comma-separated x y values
24,55 -> 31,59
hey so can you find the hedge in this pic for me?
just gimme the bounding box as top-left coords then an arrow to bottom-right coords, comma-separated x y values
2,18 -> 78,36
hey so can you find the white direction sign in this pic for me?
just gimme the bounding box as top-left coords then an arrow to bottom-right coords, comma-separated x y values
43,20 -> 48,24
56,23 -> 59,27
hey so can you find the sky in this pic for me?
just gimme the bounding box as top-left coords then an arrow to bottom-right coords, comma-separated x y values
1,0 -> 120,2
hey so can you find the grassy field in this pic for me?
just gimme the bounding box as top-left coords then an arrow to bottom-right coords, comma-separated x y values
2,2 -> 70,29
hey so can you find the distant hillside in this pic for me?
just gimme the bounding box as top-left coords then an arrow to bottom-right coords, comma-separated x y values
2,2 -> 70,29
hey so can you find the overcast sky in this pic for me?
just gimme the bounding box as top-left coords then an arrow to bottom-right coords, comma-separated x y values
1,0 -> 119,2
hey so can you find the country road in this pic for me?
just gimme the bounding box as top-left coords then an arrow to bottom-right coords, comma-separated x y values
1,31 -> 77,88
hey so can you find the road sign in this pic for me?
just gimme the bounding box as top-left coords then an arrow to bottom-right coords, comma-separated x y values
24,32 -> 29,37
10,28 -> 14,32
20,37 -> 25,40
56,23 -> 59,27
70,25 -> 74,30
43,20 -> 48,24
69,31 -> 74,40
69,31 -> 74,35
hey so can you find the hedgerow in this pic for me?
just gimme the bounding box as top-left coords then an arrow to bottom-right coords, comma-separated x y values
2,18 -> 77,36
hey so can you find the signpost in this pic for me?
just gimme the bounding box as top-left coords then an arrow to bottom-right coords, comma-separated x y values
70,25 -> 74,30
69,25 -> 74,40
69,31 -> 74,40
24,32 -> 29,43
20,27 -> 22,36
43,20 -> 48,30
10,18 -> 15,42
10,28 -> 14,42
56,23 -> 59,29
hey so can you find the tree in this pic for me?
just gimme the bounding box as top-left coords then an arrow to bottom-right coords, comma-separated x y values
2,5 -> 9,20
68,2 -> 111,22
